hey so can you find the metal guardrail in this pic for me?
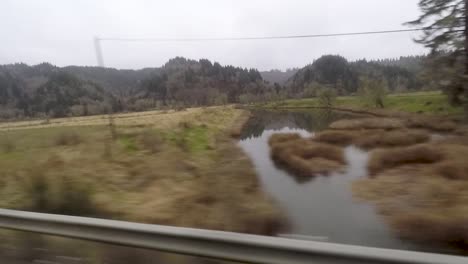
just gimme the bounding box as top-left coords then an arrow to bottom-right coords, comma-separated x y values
0,209 -> 465,264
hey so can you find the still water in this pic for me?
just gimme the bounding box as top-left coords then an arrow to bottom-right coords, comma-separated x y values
238,110 -> 423,251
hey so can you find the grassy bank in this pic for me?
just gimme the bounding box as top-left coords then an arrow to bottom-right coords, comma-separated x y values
0,106 -> 283,234
260,91 -> 462,116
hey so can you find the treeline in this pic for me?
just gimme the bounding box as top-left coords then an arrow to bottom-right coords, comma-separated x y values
0,55 -> 429,119
286,55 -> 426,98
0,57 -> 274,119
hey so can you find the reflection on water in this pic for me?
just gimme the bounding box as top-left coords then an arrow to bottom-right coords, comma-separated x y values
239,109 -> 345,139
238,110 -> 423,251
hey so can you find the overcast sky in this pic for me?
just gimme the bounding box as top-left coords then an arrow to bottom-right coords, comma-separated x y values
2,0 -> 427,71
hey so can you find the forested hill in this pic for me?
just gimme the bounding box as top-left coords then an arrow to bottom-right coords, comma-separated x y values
0,55 -> 427,120
287,55 -> 426,96
0,57 -> 270,119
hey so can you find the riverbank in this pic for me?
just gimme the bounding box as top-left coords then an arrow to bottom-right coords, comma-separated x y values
0,106 -> 283,235
256,91 -> 462,116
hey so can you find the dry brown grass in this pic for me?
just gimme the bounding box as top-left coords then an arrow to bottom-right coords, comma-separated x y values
357,129 -> 430,149
329,117 -> 404,130
268,133 -> 302,146
269,135 -> 345,177
367,144 -> 443,176
313,129 -> 430,150
313,130 -> 358,146
354,142 -> 468,250
404,116 -> 457,132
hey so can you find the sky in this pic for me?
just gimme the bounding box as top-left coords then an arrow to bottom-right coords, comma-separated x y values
1,0 -> 427,71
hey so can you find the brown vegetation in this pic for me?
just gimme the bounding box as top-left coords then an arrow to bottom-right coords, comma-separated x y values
329,117 -> 404,130
314,129 -> 430,149
354,142 -> 468,249
312,130 -> 358,146
269,134 -> 345,177
357,129 -> 430,149
268,133 -> 302,146
404,116 -> 456,132
367,144 -> 443,176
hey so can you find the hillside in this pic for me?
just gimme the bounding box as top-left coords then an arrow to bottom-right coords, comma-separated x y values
0,57 -> 270,119
0,55 -> 428,119
287,55 -> 426,96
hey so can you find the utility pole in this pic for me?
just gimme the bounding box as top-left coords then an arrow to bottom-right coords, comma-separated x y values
94,36 -> 105,67
464,0 -> 468,118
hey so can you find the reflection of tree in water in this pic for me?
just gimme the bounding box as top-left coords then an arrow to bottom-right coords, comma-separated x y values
240,109 -> 355,139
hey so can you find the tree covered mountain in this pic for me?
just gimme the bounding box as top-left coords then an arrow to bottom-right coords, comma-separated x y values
0,57 -> 271,119
287,55 -> 426,97
0,55 -> 429,119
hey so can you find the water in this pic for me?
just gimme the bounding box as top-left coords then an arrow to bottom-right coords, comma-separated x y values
238,109 -> 422,251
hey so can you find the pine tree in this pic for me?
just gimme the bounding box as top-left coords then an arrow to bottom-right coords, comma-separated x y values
406,0 -> 467,109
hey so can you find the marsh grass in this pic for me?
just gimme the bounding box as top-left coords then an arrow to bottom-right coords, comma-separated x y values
354,142 -> 468,250
268,133 -> 302,146
404,116 -> 456,132
269,134 -> 345,177
329,117 -> 404,130
367,144 -> 443,176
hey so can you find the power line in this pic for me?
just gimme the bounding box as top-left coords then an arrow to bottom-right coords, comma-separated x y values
97,28 -> 433,42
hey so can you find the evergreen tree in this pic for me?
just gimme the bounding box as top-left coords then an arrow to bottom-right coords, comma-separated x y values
406,0 -> 467,107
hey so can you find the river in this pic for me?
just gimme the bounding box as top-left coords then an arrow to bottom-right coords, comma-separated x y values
238,109 -> 427,251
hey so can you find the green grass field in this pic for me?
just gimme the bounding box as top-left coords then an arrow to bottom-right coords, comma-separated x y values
262,91 -> 462,115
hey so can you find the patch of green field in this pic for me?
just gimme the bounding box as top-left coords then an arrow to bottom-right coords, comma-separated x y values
118,135 -> 139,152
262,91 -> 462,115
165,125 -> 210,153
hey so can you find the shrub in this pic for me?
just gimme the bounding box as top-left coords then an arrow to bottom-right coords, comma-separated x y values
317,87 -> 337,108
55,131 -> 82,146
358,76 -> 387,108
